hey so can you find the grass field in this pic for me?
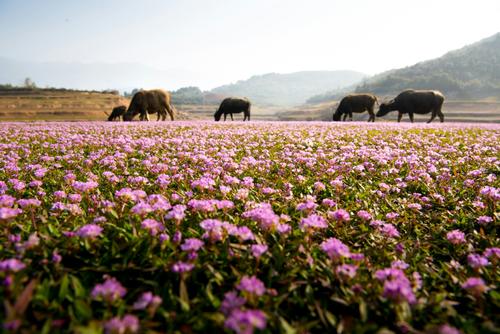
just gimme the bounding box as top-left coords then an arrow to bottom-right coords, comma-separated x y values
0,89 -> 499,122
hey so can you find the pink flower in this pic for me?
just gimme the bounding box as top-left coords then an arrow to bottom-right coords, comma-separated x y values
446,230 -> 465,245
91,276 -> 126,302
133,291 -> 162,311
380,223 -> 400,238
251,244 -> 268,258
141,219 -> 164,236
76,224 -> 103,238
131,202 -> 153,216
0,258 -> 26,272
320,238 -> 350,260
171,261 -> 194,273
237,275 -> 266,296
165,205 -> 186,222
299,214 -> 328,231
180,238 -> 204,252
467,254 -> 490,269
296,200 -> 318,212
17,198 -> 41,209
477,216 -> 493,225
321,199 -> 336,207
356,210 -> 372,221
336,264 -> 358,279
438,324 -> 461,334
72,180 -> 98,193
224,309 -> 267,334
0,207 -> 22,221
328,209 -> 350,223
220,291 -> 246,315
104,314 -> 139,334
461,277 -> 489,295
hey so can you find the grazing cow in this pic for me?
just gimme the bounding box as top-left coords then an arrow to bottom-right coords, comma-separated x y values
214,97 -> 251,121
107,105 -> 127,121
376,90 -> 445,123
332,94 -> 378,122
123,89 -> 175,121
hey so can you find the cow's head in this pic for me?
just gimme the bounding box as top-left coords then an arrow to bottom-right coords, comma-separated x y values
332,107 -> 342,121
214,109 -> 222,121
122,109 -> 136,121
376,102 -> 392,117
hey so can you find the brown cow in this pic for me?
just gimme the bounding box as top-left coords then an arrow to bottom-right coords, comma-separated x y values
123,89 -> 175,121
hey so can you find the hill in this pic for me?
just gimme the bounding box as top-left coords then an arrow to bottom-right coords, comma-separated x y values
308,32 -> 500,102
210,71 -> 366,106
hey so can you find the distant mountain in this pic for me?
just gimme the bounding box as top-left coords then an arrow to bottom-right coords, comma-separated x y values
210,71 -> 366,106
308,32 -> 500,102
0,58 -> 197,92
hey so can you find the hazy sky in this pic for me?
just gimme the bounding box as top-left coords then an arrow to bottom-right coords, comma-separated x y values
0,0 -> 499,89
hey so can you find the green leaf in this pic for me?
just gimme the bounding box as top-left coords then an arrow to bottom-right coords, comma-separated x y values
279,316 -> 297,334
59,274 -> 70,301
71,275 -> 86,298
179,279 -> 190,312
73,299 -> 92,321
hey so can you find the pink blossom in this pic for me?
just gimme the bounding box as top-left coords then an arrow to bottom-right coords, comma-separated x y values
446,230 -> 466,245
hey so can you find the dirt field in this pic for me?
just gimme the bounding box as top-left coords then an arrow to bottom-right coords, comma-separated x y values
0,89 -> 498,122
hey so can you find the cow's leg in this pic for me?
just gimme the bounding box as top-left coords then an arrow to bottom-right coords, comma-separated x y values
342,113 -> 347,121
230,113 -> 234,121
409,112 -> 414,123
427,110 -> 437,123
166,104 -> 174,121
368,108 -> 375,122
157,112 -> 161,121
397,112 -> 403,123
437,109 -> 444,122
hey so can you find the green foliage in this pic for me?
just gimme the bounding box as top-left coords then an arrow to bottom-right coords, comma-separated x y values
309,32 -> 500,103
171,86 -> 204,104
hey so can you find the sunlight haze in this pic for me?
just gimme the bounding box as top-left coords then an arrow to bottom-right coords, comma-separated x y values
0,0 -> 499,90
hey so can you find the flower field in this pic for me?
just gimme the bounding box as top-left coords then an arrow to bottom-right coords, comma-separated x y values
0,121 -> 498,334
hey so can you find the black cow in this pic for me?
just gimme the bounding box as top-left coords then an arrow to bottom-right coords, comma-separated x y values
376,90 -> 445,123
107,105 -> 127,121
332,94 -> 378,122
214,97 -> 251,121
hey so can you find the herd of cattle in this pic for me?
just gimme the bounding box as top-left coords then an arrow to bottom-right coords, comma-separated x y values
108,89 -> 445,123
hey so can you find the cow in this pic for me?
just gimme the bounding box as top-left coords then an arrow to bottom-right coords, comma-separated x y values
123,89 -> 175,121
376,90 -> 445,123
107,105 -> 127,121
214,97 -> 251,121
332,94 -> 378,122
